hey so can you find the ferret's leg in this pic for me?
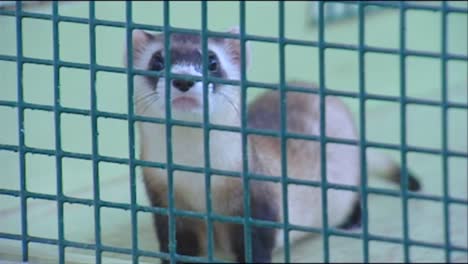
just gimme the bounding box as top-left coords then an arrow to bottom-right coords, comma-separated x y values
153,214 -> 203,264
230,189 -> 279,263
153,214 -> 170,264
144,182 -> 202,263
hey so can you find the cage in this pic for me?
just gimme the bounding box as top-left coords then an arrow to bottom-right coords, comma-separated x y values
0,1 -> 467,263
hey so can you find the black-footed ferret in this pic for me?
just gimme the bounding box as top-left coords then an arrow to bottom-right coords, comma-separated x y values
124,26 -> 421,263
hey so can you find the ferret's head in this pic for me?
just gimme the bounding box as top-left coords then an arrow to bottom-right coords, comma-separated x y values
125,26 -> 250,123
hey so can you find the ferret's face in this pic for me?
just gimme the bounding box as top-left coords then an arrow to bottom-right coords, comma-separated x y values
127,29 -> 248,123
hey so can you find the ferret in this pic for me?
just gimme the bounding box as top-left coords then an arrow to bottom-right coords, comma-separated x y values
124,26 -> 421,263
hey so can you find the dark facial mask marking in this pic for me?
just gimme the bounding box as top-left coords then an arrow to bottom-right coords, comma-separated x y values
144,47 -> 227,92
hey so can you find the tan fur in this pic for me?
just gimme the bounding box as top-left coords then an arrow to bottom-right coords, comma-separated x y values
247,82 -> 360,247
126,28 -> 361,261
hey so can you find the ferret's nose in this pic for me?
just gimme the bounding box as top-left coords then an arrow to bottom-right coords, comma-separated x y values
172,79 -> 194,92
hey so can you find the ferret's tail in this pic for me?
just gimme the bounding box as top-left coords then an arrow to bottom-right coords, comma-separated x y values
339,148 -> 422,230
366,148 -> 422,191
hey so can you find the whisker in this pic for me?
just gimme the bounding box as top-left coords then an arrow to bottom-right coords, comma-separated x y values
217,91 -> 241,119
134,91 -> 159,105
140,96 -> 160,116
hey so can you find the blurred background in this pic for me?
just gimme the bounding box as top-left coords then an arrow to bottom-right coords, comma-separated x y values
0,1 -> 467,263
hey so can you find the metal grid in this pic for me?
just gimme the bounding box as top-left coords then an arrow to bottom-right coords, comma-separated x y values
0,1 -> 467,263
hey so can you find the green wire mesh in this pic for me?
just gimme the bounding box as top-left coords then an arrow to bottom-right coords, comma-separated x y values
0,1 -> 467,264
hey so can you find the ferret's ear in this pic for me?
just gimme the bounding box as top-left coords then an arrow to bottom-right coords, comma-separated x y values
123,30 -> 153,67
225,26 -> 251,70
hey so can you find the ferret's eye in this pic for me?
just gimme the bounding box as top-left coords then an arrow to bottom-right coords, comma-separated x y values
150,52 -> 164,71
208,52 -> 218,72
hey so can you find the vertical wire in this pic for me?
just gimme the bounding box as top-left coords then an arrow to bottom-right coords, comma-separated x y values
162,2 -> 177,263
440,1 -> 451,262
200,1 -> 214,262
398,2 -> 411,262
357,1 -> 370,262
239,1 -> 252,262
278,1 -> 290,262
124,2 -> 139,263
15,1 -> 28,261
52,1 -> 65,263
89,2 -> 102,263
318,1 -> 330,262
